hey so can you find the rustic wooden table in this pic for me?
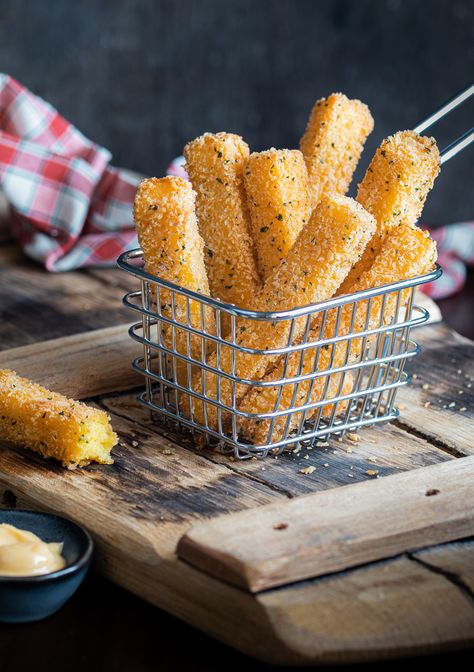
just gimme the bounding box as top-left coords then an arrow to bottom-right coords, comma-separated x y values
0,217 -> 473,669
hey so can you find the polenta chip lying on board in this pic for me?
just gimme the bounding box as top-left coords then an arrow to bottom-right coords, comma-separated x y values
0,370 -> 117,469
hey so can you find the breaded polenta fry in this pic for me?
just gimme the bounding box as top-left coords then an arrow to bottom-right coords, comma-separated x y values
243,149 -> 311,279
239,224 -> 437,445
339,131 -> 440,293
300,93 -> 374,207
0,370 -> 117,468
134,177 -> 216,383
184,132 -> 261,308
187,194 -> 376,430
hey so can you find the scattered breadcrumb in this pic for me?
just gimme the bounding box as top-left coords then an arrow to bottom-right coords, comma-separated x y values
323,463 -> 329,467
162,449 -> 173,455
460,407 -> 467,412
273,522 -> 288,530
347,432 -> 360,442
368,456 -> 377,463
448,402 -> 456,408
316,441 -> 329,447
131,440 -> 139,447
293,445 -> 302,455
299,466 -> 316,475
424,401 -> 431,408
422,383 -> 429,390
347,473 -> 354,478
367,469 -> 379,476
346,446 -> 353,453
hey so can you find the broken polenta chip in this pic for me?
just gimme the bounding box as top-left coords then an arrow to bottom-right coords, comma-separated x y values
0,369 -> 117,469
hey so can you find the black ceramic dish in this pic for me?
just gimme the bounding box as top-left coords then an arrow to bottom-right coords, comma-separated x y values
0,509 -> 93,623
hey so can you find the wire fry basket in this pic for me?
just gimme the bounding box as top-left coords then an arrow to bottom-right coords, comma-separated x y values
118,249 -> 441,459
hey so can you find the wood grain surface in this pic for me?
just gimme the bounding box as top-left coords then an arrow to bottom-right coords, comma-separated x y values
178,457 -> 474,591
1,272 -> 473,663
397,323 -> 474,455
0,323 -> 141,399
0,245 -> 135,350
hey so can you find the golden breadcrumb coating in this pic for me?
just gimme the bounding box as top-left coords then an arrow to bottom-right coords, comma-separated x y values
243,149 -> 311,279
300,93 -> 374,207
134,177 -> 216,383
186,194 -> 376,430
0,370 -> 117,468
239,224 -> 437,444
184,132 -> 261,309
340,131 -> 440,293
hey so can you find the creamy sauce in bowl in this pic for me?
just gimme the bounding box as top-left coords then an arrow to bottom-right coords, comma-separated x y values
0,523 -> 65,577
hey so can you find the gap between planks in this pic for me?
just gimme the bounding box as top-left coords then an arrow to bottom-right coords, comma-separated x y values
177,457 -> 474,592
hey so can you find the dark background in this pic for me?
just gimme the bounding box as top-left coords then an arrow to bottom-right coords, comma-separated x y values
0,3 -> 473,668
0,0 -> 472,224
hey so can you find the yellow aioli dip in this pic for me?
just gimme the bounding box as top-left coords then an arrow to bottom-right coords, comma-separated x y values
0,523 -> 65,577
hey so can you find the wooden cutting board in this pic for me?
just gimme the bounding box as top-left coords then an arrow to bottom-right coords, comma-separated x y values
0,320 -> 473,665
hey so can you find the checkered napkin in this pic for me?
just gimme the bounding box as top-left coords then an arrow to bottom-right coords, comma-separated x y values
0,74 -> 139,271
421,222 -> 474,299
0,74 -> 472,298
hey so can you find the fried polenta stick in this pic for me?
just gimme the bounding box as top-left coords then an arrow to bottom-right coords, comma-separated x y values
0,370 -> 117,468
184,132 -> 261,308
300,93 -> 374,207
187,194 -> 376,430
239,224 -> 437,445
243,149 -> 311,279
339,131 -> 440,293
134,177 -> 216,383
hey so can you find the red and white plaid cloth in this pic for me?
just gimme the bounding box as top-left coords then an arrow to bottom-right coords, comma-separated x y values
0,74 -> 138,271
421,222 -> 474,299
0,74 -> 472,298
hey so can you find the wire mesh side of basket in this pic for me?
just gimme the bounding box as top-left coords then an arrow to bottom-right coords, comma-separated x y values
118,250 -> 441,459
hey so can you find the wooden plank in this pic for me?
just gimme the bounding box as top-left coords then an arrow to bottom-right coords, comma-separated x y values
0,408 -> 282,555
0,245 -> 131,349
178,457 -> 474,592
413,539 -> 474,593
1,436 -> 473,664
397,323 -> 474,455
103,392 -> 453,496
256,552 -> 474,663
0,324 -> 142,399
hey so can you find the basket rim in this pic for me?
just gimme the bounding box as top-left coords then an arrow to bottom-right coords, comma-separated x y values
118,248 -> 442,321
